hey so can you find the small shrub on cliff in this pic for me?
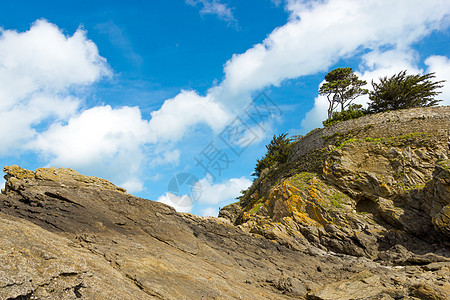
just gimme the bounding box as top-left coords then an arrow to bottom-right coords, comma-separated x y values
253,133 -> 291,177
322,104 -> 367,126
368,71 -> 445,113
319,67 -> 368,120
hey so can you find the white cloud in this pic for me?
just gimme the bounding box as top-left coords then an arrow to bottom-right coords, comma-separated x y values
284,0 -> 450,131
0,19 -> 110,154
200,207 -> 219,217
1,1 -> 449,203
186,0 -> 237,26
0,19 -> 110,100
121,178 -> 144,194
300,94 -> 329,133
157,192 -> 193,213
147,90 -> 231,143
149,149 -> 181,167
33,105 -> 150,192
156,176 -> 251,214
195,175 -> 252,205
147,0 -> 450,147
137,0 -> 449,171
425,55 -> 450,106
217,0 -> 449,100
0,95 -> 80,155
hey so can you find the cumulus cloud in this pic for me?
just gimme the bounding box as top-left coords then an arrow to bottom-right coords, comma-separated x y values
0,95 -> 80,154
156,175 -> 251,213
149,149 -> 181,167
300,94 -> 328,133
218,0 -> 449,99
0,19 -> 110,95
425,55 -> 450,106
0,19 -> 111,154
186,0 -> 237,27
157,192 -> 193,213
138,0 -> 450,167
272,0 -> 450,132
33,105 -> 151,192
175,0 -> 450,136
195,175 -> 252,205
200,207 -> 218,217
147,90 -> 231,143
2,1 -> 449,201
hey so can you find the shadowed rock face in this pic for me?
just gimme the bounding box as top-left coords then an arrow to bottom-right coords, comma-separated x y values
1,108 -> 450,300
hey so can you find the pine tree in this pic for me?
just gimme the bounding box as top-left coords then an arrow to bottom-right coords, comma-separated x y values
319,68 -> 368,120
253,133 -> 290,177
368,71 -> 444,113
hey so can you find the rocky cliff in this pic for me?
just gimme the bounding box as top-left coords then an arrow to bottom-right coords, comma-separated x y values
1,107 -> 449,299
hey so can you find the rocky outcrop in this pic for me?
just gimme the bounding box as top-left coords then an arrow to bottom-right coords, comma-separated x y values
220,107 -> 450,298
1,107 -> 450,299
1,164 -> 449,299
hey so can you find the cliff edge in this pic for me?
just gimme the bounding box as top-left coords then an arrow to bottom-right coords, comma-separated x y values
0,107 -> 449,299
220,107 -> 450,261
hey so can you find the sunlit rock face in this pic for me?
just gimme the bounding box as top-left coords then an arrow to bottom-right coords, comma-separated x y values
1,106 -> 449,299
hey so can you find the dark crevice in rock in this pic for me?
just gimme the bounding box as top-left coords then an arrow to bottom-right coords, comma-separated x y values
44,192 -> 85,208
73,283 -> 83,298
6,291 -> 33,300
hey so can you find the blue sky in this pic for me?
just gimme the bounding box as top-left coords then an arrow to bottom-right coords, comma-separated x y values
0,0 -> 449,216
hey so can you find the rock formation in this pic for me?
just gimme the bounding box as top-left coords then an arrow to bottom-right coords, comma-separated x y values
1,107 -> 449,299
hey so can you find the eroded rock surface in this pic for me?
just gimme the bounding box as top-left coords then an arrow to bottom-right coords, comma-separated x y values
1,107 -> 450,299
1,165 -> 448,299
220,107 -> 450,299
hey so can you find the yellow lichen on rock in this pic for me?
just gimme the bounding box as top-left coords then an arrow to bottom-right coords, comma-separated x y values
35,167 -> 126,193
3,165 -> 35,179
3,165 -> 126,193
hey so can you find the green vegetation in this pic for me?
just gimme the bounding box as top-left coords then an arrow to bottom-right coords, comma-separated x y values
318,68 -> 446,126
335,133 -> 431,152
290,172 -> 317,190
364,137 -> 384,142
404,183 -> 426,191
319,68 -> 368,120
368,71 -> 445,113
249,202 -> 264,214
437,159 -> 450,172
323,104 -> 367,126
336,138 -> 358,149
253,133 -> 292,177
330,193 -> 345,208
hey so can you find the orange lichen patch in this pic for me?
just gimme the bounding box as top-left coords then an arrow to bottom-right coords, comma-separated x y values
380,182 -> 391,193
287,194 -> 302,214
244,174 -> 337,227
308,187 -> 324,204
293,211 -> 319,226
286,182 -> 301,194
322,161 -> 331,175
305,203 -> 328,227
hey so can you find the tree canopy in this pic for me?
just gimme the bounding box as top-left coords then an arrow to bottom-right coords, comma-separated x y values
319,68 -> 368,119
253,133 -> 291,177
368,71 -> 444,113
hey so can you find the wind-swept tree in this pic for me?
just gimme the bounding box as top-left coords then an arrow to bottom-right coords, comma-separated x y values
368,71 -> 445,113
319,68 -> 368,119
253,133 -> 291,177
